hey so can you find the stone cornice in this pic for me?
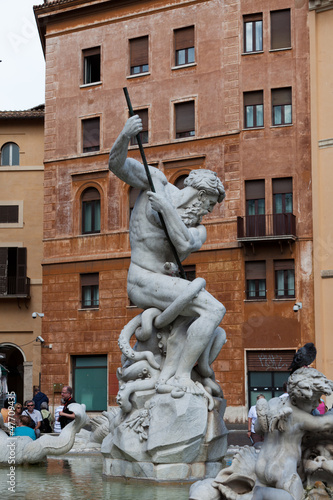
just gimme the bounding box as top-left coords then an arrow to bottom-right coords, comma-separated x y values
309,0 -> 333,12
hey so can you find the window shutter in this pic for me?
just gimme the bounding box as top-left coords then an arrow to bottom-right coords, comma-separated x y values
244,13 -> 262,23
82,188 -> 100,202
130,36 -> 148,67
81,273 -> 99,286
83,46 -> 100,57
245,261 -> 266,280
83,118 -> 100,151
245,180 -> 265,200
247,350 -> 295,371
0,205 -> 19,223
272,178 -> 292,194
271,9 -> 291,50
274,259 -> 294,271
175,26 -> 194,50
244,91 -> 263,106
0,248 -> 8,295
272,88 -> 292,106
17,247 -> 27,294
175,101 -> 195,134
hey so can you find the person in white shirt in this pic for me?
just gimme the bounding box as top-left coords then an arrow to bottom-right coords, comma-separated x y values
54,404 -> 64,433
247,394 -> 265,444
279,382 -> 289,399
22,400 -> 42,438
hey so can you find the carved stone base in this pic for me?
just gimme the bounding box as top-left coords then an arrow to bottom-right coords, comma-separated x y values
101,393 -> 228,482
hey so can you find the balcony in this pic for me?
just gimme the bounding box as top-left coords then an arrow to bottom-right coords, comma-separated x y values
0,277 -> 31,298
237,213 -> 297,242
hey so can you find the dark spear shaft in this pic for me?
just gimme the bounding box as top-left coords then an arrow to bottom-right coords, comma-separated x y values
123,87 -> 186,280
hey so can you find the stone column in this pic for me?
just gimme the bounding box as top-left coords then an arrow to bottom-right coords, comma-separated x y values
23,361 -> 33,402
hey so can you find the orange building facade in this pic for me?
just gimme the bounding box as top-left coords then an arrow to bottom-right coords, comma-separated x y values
35,0 -> 314,420
0,107 -> 45,404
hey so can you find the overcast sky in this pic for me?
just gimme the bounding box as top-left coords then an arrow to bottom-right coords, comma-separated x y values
0,0 -> 45,111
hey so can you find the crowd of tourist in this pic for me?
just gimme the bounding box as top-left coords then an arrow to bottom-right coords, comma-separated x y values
0,385 -> 76,440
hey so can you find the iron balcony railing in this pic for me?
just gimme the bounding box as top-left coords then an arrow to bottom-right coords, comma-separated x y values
237,213 -> 296,240
0,277 -> 30,297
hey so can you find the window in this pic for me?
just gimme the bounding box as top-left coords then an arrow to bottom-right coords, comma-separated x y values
81,273 -> 99,308
245,261 -> 266,300
273,178 -> 293,214
244,91 -> 263,128
273,177 -> 294,236
271,9 -> 291,50
175,101 -> 195,138
82,188 -> 101,234
174,174 -> 187,190
82,117 -> 100,153
73,355 -> 107,411
272,88 -> 292,126
0,205 -> 19,223
245,180 -> 265,237
244,14 -> 263,53
184,265 -> 196,282
0,247 -> 29,297
174,26 -> 195,66
130,36 -> 149,75
130,109 -> 148,146
1,142 -> 19,166
274,260 -> 295,298
83,47 -> 101,85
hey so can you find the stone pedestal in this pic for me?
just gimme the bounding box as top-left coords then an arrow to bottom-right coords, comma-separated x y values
101,393 -> 228,481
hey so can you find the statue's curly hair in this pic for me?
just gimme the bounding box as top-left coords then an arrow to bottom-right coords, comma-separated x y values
287,367 -> 333,404
184,169 -> 225,203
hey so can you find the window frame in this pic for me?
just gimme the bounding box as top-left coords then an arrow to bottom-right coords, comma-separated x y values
243,13 -> 263,53
1,142 -> 20,166
0,205 -> 19,224
0,247 -> 29,297
272,88 -> 292,126
129,36 -> 149,76
81,273 -> 99,309
270,9 -> 291,51
82,117 -> 100,153
82,46 -> 101,86
245,180 -> 266,237
81,187 -> 101,235
244,91 -> 264,129
174,26 -> 195,67
245,261 -> 266,300
274,260 -> 295,299
72,355 -> 107,411
175,100 -> 195,139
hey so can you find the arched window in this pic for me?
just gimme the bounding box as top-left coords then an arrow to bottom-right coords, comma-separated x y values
81,187 -> 101,234
1,142 -> 19,166
174,174 -> 188,190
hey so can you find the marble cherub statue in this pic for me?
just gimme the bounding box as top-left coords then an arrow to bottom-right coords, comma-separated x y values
190,367 -> 333,500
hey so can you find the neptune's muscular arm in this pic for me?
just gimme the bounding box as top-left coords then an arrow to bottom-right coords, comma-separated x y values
109,115 -> 166,191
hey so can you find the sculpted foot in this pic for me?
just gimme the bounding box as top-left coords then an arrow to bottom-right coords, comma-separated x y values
168,376 -> 206,396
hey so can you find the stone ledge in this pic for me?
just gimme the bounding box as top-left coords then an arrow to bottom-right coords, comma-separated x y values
103,457 -> 222,482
